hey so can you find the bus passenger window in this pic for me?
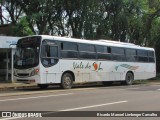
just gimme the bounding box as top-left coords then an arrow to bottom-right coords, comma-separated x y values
41,43 -> 58,67
50,46 -> 58,57
44,45 -> 58,58
61,43 -> 63,50
46,46 -> 50,57
108,47 -> 111,53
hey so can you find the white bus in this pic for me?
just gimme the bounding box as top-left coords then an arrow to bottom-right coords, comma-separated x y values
14,35 -> 156,89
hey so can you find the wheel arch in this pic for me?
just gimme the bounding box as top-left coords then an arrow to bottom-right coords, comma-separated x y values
126,71 -> 134,80
123,71 -> 134,85
61,70 -> 75,82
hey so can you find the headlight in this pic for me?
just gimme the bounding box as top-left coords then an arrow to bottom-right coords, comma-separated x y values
30,69 -> 39,76
30,70 -> 36,76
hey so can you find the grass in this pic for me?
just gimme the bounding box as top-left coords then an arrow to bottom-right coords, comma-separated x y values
133,74 -> 160,85
155,74 -> 160,80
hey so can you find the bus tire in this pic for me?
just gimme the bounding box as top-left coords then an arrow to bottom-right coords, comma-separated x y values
61,73 -> 73,89
123,72 -> 134,85
38,84 -> 49,89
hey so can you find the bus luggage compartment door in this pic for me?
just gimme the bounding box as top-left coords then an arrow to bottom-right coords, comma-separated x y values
44,67 -> 59,84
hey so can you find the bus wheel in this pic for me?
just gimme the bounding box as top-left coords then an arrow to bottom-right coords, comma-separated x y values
124,72 -> 134,85
61,73 -> 73,89
38,84 -> 49,89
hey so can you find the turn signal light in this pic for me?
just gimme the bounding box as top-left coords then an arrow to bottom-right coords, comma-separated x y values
35,69 -> 39,74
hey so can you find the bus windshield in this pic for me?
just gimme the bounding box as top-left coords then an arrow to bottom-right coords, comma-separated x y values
14,36 -> 41,69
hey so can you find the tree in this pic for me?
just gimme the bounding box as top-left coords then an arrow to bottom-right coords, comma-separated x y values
12,17 -> 34,36
0,0 -> 23,25
143,0 -> 160,46
1,0 -> 160,45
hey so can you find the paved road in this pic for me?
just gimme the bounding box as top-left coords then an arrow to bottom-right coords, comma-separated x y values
0,84 -> 160,120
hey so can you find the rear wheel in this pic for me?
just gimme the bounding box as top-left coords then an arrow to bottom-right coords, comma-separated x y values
123,72 -> 134,85
61,73 -> 73,89
38,84 -> 49,89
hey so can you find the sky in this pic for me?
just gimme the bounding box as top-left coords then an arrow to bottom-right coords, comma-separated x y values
1,6 -> 11,24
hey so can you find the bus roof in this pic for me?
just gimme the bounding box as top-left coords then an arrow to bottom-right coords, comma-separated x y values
23,35 -> 155,51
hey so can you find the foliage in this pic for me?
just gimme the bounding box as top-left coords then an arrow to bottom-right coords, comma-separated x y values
1,0 -> 160,73
12,17 -> 34,36
0,0 -> 160,45
0,0 -> 23,24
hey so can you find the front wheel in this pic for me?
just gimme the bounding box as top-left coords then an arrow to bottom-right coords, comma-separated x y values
61,73 -> 73,89
123,72 -> 134,85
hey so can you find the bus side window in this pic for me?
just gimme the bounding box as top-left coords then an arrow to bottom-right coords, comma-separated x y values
46,45 -> 51,57
41,40 -> 59,67
41,45 -> 46,57
61,43 -> 63,50
137,50 -> 148,62
126,49 -> 137,62
96,46 -> 112,60
108,47 -> 111,53
112,47 -> 125,61
79,44 -> 96,59
43,45 -> 58,58
60,42 -> 78,59
50,46 -> 58,57
148,51 -> 155,62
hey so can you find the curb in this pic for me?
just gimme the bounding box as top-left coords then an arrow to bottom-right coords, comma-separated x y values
0,83 -> 37,89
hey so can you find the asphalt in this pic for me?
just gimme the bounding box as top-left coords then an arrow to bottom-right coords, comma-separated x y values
0,80 -> 159,94
1,83 -> 160,120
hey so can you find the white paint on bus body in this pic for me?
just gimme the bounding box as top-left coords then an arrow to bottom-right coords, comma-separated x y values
14,35 -> 156,85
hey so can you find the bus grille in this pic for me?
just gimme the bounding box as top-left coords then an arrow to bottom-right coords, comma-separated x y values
17,73 -> 29,77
